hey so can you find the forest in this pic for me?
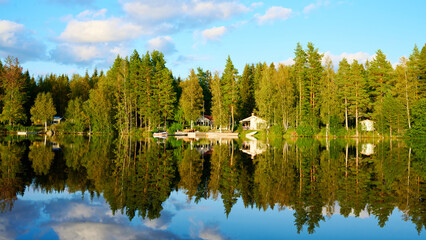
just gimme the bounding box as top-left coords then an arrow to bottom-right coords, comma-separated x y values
0,42 -> 425,137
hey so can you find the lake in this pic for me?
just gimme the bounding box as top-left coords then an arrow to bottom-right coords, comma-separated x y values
1,135 -> 425,239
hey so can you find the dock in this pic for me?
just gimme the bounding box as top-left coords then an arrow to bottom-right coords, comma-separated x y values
174,131 -> 238,139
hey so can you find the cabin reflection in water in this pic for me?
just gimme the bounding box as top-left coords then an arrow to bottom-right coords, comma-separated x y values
361,143 -> 375,156
240,140 -> 267,159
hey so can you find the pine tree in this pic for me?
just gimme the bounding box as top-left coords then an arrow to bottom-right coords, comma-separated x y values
157,66 -> 176,128
138,52 -> 154,131
222,56 -> 239,130
197,68 -> 213,116
349,60 -> 369,136
179,69 -> 204,129
275,64 -> 294,130
305,42 -> 324,129
319,57 -> 339,136
368,50 -> 394,106
293,43 -> 307,126
129,50 -> 142,129
85,76 -> 114,133
238,64 -> 255,119
336,58 -> 351,131
418,43 -> 426,98
211,72 -> 228,130
256,63 -> 275,125
368,50 -> 394,133
395,57 -> 416,130
407,45 -> 421,107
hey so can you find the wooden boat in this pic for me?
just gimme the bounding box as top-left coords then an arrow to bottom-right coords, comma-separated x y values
153,132 -> 168,138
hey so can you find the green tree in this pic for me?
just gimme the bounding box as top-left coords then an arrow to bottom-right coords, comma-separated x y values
211,72 -> 228,130
275,64 -> 294,130
368,50 -> 394,131
30,92 -> 57,132
156,63 -> 176,129
28,142 -> 55,175
349,60 -> 369,136
418,44 -> 426,98
0,56 -> 26,125
179,69 -> 204,128
381,92 -> 406,137
222,56 -> 239,130
395,57 -> 417,130
305,42 -> 323,129
407,99 -> 426,137
256,63 -> 275,125
238,64 -> 255,119
65,97 -> 89,132
293,43 -> 307,126
197,68 -> 213,116
336,58 -> 351,131
85,77 -> 114,133
319,57 -> 339,136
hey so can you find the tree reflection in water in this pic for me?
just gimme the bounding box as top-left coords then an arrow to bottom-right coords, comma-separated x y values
0,136 -> 425,234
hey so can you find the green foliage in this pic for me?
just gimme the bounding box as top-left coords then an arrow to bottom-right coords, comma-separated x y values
0,56 -> 26,125
179,69 -> 204,128
168,122 -> 182,133
30,92 -> 56,130
296,124 -> 315,137
65,97 -> 89,132
407,99 -> 426,137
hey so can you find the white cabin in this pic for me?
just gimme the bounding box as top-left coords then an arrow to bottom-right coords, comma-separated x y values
360,119 -> 375,132
240,113 -> 267,130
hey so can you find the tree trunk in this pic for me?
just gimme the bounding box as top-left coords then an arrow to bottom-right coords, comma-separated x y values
404,70 -> 411,129
356,105 -> 358,137
231,105 -> 234,131
44,121 -> 47,132
345,97 -> 348,131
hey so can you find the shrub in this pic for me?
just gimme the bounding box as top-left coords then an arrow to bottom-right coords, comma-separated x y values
296,124 -> 315,137
169,123 -> 183,133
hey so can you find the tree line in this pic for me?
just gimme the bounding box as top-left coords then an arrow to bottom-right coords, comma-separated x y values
0,43 -> 425,136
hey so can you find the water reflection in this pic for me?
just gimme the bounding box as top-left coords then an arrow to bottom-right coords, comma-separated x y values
0,136 -> 425,238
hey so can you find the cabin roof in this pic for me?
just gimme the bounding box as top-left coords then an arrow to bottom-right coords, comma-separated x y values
240,115 -> 266,123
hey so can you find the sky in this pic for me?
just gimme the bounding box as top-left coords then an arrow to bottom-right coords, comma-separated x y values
0,0 -> 425,78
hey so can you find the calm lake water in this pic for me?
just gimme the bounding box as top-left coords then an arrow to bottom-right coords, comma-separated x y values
1,135 -> 425,239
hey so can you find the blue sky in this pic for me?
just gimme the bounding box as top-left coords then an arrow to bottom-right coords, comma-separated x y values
0,0 -> 425,78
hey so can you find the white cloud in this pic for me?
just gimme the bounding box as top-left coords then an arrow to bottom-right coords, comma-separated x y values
144,211 -> 175,230
146,36 -> 176,54
122,0 -> 250,33
59,18 -> 143,43
76,9 -> 108,20
277,57 -> 295,66
0,19 -> 46,62
49,42 -> 128,67
303,1 -> 331,14
0,20 -> 25,47
174,55 -> 210,66
322,51 -> 375,65
303,4 -> 316,14
202,26 -> 227,41
255,6 -> 293,24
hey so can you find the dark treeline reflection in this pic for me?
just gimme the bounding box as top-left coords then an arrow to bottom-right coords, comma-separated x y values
0,136 -> 425,234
